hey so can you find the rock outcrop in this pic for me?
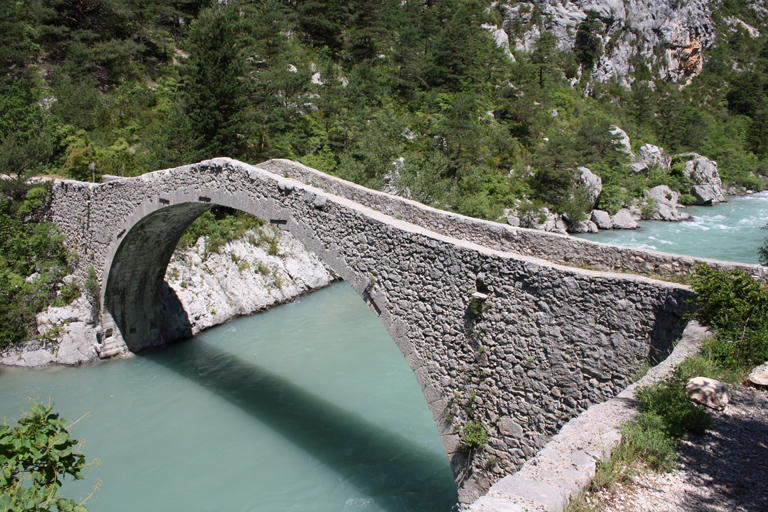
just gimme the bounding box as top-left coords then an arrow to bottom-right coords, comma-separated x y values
611,208 -> 639,229
684,154 -> 727,205
644,185 -> 691,222
577,166 -> 602,210
501,0 -> 717,84
591,210 -> 613,230
633,144 -> 672,174
162,224 -> 334,340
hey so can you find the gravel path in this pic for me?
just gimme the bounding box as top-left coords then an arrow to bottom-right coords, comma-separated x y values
588,385 -> 768,512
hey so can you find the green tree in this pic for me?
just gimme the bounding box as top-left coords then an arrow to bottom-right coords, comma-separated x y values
0,402 -> 93,512
760,224 -> 768,266
185,4 -> 250,159
574,11 -> 603,71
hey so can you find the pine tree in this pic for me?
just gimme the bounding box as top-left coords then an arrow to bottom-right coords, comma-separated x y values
185,4 -> 250,159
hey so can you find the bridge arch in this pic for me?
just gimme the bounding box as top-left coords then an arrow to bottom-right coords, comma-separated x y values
99,189 -> 367,354
94,164 -> 470,488
50,158 -> 696,503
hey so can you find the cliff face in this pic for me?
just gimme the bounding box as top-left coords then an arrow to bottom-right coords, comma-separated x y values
160,224 -> 335,342
502,0 -> 715,84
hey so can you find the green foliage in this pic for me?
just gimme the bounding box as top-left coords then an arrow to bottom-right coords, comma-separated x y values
619,416 -> 678,471
690,265 -> 768,337
84,267 -> 99,300
582,363 -> 710,503
0,401 -> 92,512
54,281 -> 81,308
0,182 -> 75,348
574,11 -> 604,70
760,224 -> 768,266
459,421 -> 488,454
177,208 -> 265,255
635,373 -> 711,439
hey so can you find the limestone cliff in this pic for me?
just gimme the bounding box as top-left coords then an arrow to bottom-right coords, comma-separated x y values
501,0 -> 716,84
160,224 -> 335,342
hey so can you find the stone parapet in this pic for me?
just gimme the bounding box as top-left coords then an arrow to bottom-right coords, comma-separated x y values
258,159 -> 767,283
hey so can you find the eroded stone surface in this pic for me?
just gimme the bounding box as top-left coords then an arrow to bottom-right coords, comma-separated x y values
687,377 -> 731,410
748,362 -> 768,387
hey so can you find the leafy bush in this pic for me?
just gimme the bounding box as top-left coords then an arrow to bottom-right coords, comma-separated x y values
459,421 -> 488,453
0,402 -> 92,512
760,224 -> 768,266
635,372 -> 711,439
177,207 -> 265,254
690,265 -> 768,370
0,182 -> 75,348
619,414 -> 677,471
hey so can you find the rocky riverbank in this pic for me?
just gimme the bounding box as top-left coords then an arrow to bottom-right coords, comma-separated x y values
501,132 -> 746,236
0,225 -> 335,368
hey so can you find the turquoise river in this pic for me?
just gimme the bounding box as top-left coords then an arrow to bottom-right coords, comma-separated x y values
1,191 -> 766,511
576,191 -> 768,264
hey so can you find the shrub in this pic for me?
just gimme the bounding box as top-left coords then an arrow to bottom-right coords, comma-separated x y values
459,421 -> 488,453
0,401 -> 93,512
620,414 -> 677,471
679,193 -> 698,205
690,265 -> 768,370
635,371 -> 710,438
54,280 -> 81,307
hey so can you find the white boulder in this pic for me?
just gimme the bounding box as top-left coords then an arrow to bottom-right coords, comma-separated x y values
686,377 -> 730,411
577,167 -> 603,210
611,208 -> 639,229
644,185 -> 691,222
591,210 -> 613,230
684,154 -> 727,204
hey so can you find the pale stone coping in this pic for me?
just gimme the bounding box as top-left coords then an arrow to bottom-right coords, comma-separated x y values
256,159 -> 767,283
468,321 -> 708,512
248,159 -> 692,291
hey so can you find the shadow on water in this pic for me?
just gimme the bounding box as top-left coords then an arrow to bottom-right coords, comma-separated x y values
143,340 -> 458,512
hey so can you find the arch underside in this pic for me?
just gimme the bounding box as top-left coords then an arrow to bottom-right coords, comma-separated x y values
104,202 -> 213,352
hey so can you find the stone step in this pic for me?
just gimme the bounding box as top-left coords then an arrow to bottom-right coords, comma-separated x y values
96,339 -> 126,359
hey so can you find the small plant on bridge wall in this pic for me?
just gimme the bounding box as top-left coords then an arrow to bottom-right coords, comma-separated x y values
459,421 -> 488,454
84,266 -> 99,299
469,296 -> 487,317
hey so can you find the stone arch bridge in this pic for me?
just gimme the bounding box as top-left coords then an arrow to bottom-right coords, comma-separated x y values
47,158 -> 765,502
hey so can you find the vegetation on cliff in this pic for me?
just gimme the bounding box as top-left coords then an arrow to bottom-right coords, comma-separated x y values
0,181 -> 76,349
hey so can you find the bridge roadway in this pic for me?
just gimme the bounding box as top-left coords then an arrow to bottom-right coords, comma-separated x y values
47,158 -> 762,504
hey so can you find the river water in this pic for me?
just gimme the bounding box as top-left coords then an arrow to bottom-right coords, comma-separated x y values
575,191 -> 768,264
0,284 -> 457,512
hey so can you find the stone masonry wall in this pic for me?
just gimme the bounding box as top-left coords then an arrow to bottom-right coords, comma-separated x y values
257,159 -> 768,283
48,158 -> 695,503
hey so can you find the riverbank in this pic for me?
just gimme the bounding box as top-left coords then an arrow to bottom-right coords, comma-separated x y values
585,383 -> 768,512
0,225 -> 335,368
575,190 -> 768,265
